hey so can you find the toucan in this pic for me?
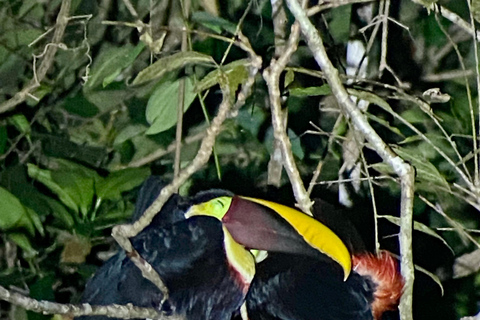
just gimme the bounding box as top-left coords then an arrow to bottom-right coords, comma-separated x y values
244,199 -> 404,320
78,177 -> 352,320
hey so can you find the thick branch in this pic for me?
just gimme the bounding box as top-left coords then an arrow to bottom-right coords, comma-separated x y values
0,285 -> 183,320
284,0 -> 415,319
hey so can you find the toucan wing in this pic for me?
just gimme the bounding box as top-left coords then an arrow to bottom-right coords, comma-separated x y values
246,254 -> 375,320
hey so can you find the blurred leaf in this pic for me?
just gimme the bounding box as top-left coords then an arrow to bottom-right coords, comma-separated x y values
195,59 -> 249,94
28,161 -> 100,218
290,85 -> 331,97
473,0 -> 480,22
265,127 -> 304,160
86,43 -> 145,89
379,215 -> 453,254
29,274 -> 56,301
328,4 -> 352,43
26,85 -> 52,106
114,124 -> 148,146
60,234 -> 92,264
97,167 -> 150,201
414,263 -> 444,296
8,233 -> 38,259
8,114 -> 31,136
146,77 -> 197,135
393,146 -> 450,191
284,69 -> 295,88
84,87 -> 131,112
42,197 -> 74,229
27,163 -> 79,213
236,107 -> 267,137
191,11 -> 237,34
132,51 -> 214,86
0,187 -> 33,231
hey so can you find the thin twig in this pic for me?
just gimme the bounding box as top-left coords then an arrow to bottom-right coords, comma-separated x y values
0,0 -> 72,115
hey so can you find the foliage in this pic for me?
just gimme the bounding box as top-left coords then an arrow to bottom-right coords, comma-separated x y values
0,0 -> 479,319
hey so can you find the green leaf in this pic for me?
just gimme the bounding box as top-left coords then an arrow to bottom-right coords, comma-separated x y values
0,187 -> 31,230
379,215 -> 454,254
195,59 -> 249,94
43,197 -> 74,229
28,160 -> 101,218
329,5 -> 352,43
414,263 -> 444,296
289,85 -> 331,97
393,146 -> 450,191
265,127 -> 304,160
114,124 -> 148,146
8,114 -> 31,135
146,77 -> 197,135
132,51 -> 215,86
27,163 -> 79,213
347,88 -> 393,111
86,43 -> 145,89
191,11 -> 237,34
284,69 -> 295,88
8,233 -> 38,259
97,167 -> 151,201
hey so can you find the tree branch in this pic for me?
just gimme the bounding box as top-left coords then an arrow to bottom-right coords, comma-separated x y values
263,17 -> 314,215
283,0 -> 415,318
0,0 -> 71,115
0,285 -> 183,320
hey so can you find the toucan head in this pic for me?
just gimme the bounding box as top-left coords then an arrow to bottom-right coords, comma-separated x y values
185,195 -> 352,280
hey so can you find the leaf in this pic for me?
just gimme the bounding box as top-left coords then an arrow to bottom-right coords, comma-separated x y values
329,4 -> 352,43
393,146 -> 450,191
195,59 -> 249,93
265,127 -> 304,160
146,77 -> 197,135
0,187 -> 31,231
86,43 -> 145,88
379,215 -> 454,254
114,124 -> 148,146
132,51 -> 214,86
43,197 -> 74,229
289,85 -> 331,97
27,163 -> 79,213
96,167 -> 151,201
414,263 -> 444,296
60,234 -> 92,264
8,114 -> 31,136
8,233 -> 38,259
284,69 -> 295,88
191,11 -> 237,34
347,88 -> 393,111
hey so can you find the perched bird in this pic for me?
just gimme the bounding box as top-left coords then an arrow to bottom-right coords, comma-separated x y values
79,177 -> 352,320
244,199 -> 404,320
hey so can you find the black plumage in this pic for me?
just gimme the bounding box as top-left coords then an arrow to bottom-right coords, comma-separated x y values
78,178 -> 245,320
246,253 -> 376,320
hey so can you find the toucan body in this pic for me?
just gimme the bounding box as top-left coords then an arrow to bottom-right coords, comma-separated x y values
79,177 -> 353,320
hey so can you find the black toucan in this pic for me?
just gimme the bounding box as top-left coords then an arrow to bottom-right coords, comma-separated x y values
244,199 -> 404,320
78,177 -> 352,320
